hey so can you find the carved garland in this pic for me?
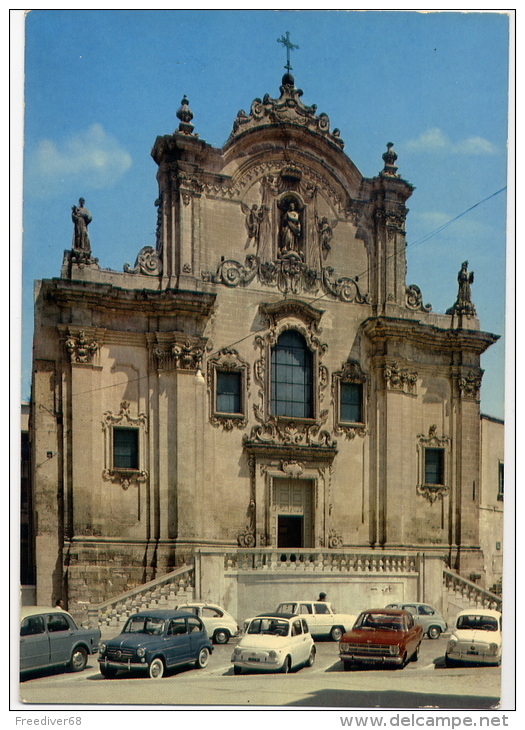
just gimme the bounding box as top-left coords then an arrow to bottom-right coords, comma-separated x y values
382,362 -> 418,394
455,370 -> 484,400
65,330 -> 99,364
102,401 -> 148,490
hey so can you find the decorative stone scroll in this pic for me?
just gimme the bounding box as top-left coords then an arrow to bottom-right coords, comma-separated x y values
203,254 -> 369,303
243,416 -> 336,450
406,284 -> 432,313
124,246 -> 163,276
382,362 -> 418,394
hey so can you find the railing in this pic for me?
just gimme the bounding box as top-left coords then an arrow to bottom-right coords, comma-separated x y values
86,562 -> 194,630
443,568 -> 502,611
222,548 -> 419,573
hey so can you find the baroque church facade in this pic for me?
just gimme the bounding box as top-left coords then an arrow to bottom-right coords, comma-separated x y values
30,70 -> 499,612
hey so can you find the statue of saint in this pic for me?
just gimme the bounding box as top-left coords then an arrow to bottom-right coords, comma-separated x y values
315,215 -> 334,257
280,202 -> 301,252
457,260 -> 474,304
71,198 -> 92,253
242,203 -> 267,242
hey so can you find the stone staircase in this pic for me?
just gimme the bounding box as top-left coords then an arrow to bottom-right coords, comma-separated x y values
443,568 -> 502,618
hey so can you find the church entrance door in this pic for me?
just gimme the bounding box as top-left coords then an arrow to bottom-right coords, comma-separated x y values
272,479 -> 313,548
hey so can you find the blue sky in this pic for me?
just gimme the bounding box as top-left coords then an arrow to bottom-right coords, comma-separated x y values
17,9 -> 510,418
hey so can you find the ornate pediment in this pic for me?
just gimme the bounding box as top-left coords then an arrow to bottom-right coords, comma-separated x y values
229,73 -> 344,150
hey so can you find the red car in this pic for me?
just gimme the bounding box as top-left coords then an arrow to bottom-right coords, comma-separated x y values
339,608 -> 423,670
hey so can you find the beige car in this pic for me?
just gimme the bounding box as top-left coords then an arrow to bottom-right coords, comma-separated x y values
276,601 -> 356,641
177,602 -> 239,644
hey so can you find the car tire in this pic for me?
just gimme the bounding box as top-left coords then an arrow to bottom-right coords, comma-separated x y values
69,646 -> 88,672
233,665 -> 242,675
100,666 -> 118,679
280,656 -> 292,674
195,648 -> 210,669
330,626 -> 344,642
148,657 -> 165,678
306,647 -> 316,668
428,626 -> 441,640
213,629 -> 229,645
411,644 -> 420,662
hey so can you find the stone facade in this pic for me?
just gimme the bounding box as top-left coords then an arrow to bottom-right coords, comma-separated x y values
31,73 -> 500,612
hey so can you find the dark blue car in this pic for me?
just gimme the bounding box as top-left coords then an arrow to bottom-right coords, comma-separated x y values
98,610 -> 213,678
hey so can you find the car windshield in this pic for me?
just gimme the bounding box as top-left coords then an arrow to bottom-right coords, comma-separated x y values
123,616 -> 166,635
456,615 -> 499,631
355,613 -> 405,631
247,618 -> 290,636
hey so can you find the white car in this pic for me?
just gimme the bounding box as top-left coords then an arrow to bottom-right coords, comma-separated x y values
231,613 -> 316,674
445,608 -> 502,667
176,602 -> 239,644
275,601 -> 356,641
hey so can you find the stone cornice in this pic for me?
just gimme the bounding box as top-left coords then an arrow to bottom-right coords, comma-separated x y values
44,279 -> 216,319
361,316 -> 499,356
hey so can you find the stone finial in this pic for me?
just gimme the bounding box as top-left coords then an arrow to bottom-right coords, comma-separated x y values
176,95 -> 195,135
381,142 -> 399,177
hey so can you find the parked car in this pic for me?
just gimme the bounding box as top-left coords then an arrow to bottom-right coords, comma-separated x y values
445,608 -> 502,667
176,602 -> 239,644
339,608 -> 423,670
98,610 -> 213,678
20,606 -> 100,675
275,600 -> 356,641
385,602 -> 447,639
232,613 -> 316,674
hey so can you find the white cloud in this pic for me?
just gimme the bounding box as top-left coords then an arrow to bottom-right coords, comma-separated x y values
27,123 -> 132,197
405,127 -> 497,155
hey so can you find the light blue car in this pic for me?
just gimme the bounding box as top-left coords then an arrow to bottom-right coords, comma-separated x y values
385,602 -> 447,639
20,606 -> 100,674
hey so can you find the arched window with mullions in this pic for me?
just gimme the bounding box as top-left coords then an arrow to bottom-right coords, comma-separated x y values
271,330 -> 313,418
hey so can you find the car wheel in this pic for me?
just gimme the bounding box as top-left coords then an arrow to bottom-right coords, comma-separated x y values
330,626 -> 344,642
233,665 -> 242,675
445,654 -> 455,668
411,644 -> 420,662
428,626 -> 441,640
213,629 -> 229,645
69,646 -> 88,672
280,655 -> 292,674
195,648 -> 210,669
306,647 -> 316,668
100,666 -> 118,679
148,657 -> 165,679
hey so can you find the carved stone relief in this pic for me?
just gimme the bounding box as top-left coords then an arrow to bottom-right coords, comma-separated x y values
149,335 -> 206,372
382,362 -> 418,394
456,370 -> 483,400
124,246 -> 163,276
65,330 -> 99,364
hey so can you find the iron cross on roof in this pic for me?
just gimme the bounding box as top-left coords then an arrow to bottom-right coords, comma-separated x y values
277,31 -> 299,72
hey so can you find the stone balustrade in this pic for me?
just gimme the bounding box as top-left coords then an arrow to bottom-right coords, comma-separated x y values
86,562 -> 194,630
443,568 -> 502,611
222,548 -> 418,573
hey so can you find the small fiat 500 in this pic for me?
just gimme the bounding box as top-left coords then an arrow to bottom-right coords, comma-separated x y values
232,613 -> 316,675
176,602 -> 239,644
445,608 -> 502,667
98,610 -> 213,678
20,606 -> 100,675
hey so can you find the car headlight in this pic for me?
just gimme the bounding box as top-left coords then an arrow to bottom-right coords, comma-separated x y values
340,643 -> 349,652
447,638 -> 457,650
233,647 -> 242,657
389,645 -> 400,655
137,648 -> 145,658
490,643 -> 499,654
99,643 -> 106,654
268,650 -> 279,660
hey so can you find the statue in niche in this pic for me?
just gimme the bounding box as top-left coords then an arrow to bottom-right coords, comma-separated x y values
315,215 -> 336,259
280,201 -> 302,253
71,198 -> 92,253
241,202 -> 268,246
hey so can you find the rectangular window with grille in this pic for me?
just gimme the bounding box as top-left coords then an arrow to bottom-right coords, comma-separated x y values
113,427 -> 139,470
340,382 -> 362,423
424,448 -> 444,485
216,370 -> 242,414
497,462 -> 504,501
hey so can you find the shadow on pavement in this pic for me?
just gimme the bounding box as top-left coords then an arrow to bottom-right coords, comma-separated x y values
285,688 -> 500,709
